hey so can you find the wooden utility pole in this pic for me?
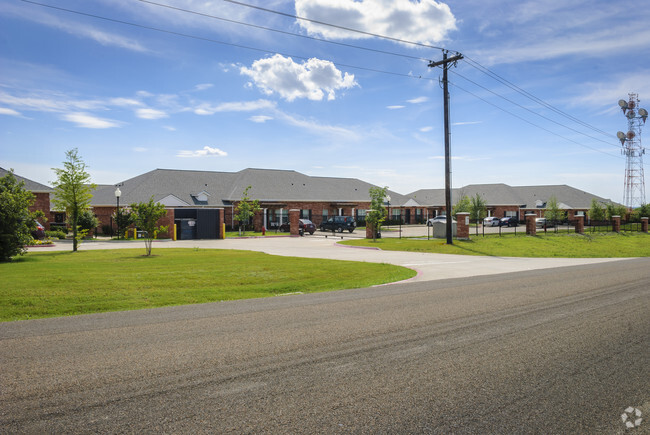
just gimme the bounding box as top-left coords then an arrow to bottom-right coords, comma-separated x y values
429,50 -> 463,244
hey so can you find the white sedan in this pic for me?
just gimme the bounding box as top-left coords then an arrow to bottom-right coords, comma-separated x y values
483,217 -> 500,227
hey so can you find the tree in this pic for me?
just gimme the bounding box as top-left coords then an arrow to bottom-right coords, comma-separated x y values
113,207 -> 133,239
451,195 -> 471,219
234,185 -> 260,235
631,203 -> 650,222
130,197 -> 169,256
544,196 -> 563,226
366,186 -> 388,242
51,149 -> 96,252
588,198 -> 606,223
0,170 -> 39,262
77,209 -> 99,237
605,202 -> 627,221
469,193 -> 487,235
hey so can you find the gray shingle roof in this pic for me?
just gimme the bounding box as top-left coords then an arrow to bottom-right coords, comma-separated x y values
0,167 -> 53,192
90,168 -> 409,207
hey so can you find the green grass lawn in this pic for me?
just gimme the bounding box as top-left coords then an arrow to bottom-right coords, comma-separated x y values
0,249 -> 415,322
342,232 -> 650,258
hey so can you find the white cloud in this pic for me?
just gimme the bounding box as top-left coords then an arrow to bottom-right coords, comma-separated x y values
133,147 -> 148,152
452,121 -> 483,126
419,126 -> 433,132
407,96 -> 429,104
163,125 -> 177,131
62,112 -> 121,129
240,54 -> 357,101
177,146 -> 228,158
0,107 -> 21,117
194,83 -> 213,91
387,105 -> 405,110
250,115 -> 273,123
294,0 -> 457,45
193,99 -> 275,115
136,108 -> 168,119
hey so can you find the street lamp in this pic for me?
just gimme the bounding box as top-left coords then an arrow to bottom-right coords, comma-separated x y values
385,195 -> 391,230
115,187 -> 121,240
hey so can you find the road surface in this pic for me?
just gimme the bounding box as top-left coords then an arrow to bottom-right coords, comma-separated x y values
1,258 -> 648,433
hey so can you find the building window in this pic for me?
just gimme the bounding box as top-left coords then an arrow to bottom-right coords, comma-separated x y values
301,209 -> 311,220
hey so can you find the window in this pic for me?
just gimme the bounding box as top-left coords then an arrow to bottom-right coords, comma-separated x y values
357,209 -> 367,218
322,209 -> 328,218
301,209 -> 311,219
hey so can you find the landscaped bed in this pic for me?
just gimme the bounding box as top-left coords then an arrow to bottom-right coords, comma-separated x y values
341,232 -> 650,258
0,248 -> 416,321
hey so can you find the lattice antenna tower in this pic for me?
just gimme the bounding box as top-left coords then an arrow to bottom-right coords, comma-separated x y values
617,93 -> 647,208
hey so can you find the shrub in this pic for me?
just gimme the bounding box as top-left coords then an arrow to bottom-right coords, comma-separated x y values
45,230 -> 67,239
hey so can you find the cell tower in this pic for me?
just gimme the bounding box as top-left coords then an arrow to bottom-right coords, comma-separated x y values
617,93 -> 647,209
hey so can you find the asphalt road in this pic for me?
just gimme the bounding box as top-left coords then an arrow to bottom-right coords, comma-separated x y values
1,258 -> 648,434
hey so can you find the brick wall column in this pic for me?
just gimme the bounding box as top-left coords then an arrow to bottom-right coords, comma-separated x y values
218,207 -> 225,239
456,212 -> 470,240
289,209 -> 300,236
641,217 -> 648,233
612,215 -> 621,233
525,213 -> 537,236
575,215 -> 584,234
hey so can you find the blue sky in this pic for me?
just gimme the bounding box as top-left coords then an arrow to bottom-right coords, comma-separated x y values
1,0 -> 649,203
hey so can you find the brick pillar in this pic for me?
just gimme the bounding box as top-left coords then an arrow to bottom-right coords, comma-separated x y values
641,217 -> 648,233
575,214 -> 584,234
366,223 -> 375,239
253,209 -> 263,232
218,207 -> 225,239
612,215 -> 621,233
525,213 -> 537,235
289,209 -> 300,236
456,212 -> 470,240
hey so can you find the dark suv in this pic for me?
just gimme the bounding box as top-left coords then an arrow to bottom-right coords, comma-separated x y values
319,216 -> 356,233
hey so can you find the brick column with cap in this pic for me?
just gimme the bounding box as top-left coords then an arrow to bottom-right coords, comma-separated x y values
525,213 -> 537,236
641,217 -> 648,233
612,215 -> 621,233
289,209 -> 300,236
575,214 -> 584,234
456,212 -> 470,240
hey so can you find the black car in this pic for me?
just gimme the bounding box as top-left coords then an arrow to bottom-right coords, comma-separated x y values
499,217 -> 518,227
319,216 -> 356,233
279,219 -> 316,234
31,220 -> 46,240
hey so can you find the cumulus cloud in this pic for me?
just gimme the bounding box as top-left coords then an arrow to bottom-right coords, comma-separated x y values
177,146 -> 228,158
136,108 -> 168,119
294,0 -> 457,45
62,112 -> 121,129
240,54 -> 357,101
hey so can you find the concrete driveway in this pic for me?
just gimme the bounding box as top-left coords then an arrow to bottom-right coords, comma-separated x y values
36,236 -> 625,283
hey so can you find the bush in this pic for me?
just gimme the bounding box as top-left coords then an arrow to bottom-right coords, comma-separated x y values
45,230 -> 67,239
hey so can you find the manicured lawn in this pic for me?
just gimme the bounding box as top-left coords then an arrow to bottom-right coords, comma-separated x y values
0,249 -> 415,322
341,232 -> 650,258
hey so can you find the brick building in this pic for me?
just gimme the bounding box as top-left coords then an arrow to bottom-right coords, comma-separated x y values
0,167 -> 54,230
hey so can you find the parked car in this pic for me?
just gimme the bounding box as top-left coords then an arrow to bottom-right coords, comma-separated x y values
427,215 -> 454,226
499,217 -> 518,227
319,216 -> 356,233
535,218 -> 555,228
31,220 -> 45,240
279,219 -> 316,234
483,217 -> 500,227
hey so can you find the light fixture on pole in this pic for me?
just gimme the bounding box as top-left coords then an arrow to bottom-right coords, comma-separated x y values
115,187 -> 121,240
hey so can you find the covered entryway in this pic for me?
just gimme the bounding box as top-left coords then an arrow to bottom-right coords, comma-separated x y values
174,208 -> 222,239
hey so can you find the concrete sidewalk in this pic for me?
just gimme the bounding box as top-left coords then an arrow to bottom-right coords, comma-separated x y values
36,236 -> 625,283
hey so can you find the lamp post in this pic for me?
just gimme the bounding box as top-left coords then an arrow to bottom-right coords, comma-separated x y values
385,195 -> 391,230
115,187 -> 121,240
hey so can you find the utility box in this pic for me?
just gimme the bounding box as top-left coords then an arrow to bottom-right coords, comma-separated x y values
432,221 -> 457,238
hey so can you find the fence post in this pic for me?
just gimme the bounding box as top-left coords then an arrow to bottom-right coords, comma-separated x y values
575,215 -> 584,234
525,213 -> 536,236
641,217 -> 649,233
456,212 -> 470,240
612,215 -> 621,233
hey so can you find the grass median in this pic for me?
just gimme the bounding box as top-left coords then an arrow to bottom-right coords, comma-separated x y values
0,248 -> 415,322
341,232 -> 650,258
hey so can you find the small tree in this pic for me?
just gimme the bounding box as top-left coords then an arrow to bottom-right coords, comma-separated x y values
469,193 -> 487,235
366,186 -> 388,242
451,195 -> 471,219
113,207 -> 133,239
77,209 -> 99,238
631,203 -> 650,222
51,149 -> 96,252
588,198 -> 606,223
544,196 -> 563,227
130,197 -> 169,256
234,186 -> 260,235
605,202 -> 627,221
0,170 -> 39,262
